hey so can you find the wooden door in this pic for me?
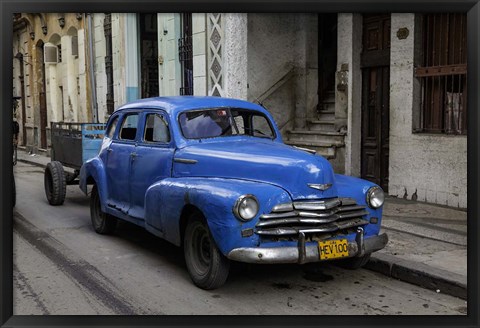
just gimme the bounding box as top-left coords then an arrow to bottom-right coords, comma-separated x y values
361,14 -> 391,192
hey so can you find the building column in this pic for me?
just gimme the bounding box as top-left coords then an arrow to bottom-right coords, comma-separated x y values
338,13 -> 362,176
192,13 -> 207,96
125,13 -> 140,102
223,13 -> 248,100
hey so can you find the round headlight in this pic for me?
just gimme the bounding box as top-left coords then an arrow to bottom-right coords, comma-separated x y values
366,186 -> 384,209
233,195 -> 259,221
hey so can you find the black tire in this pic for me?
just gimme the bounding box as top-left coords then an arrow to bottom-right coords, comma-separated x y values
44,161 -> 66,206
90,184 -> 117,234
336,254 -> 371,270
12,175 -> 16,208
184,214 -> 230,290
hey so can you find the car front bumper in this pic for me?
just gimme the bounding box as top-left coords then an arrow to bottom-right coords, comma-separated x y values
227,227 -> 388,264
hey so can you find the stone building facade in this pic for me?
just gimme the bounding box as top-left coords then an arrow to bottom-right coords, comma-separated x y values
12,13 -> 467,208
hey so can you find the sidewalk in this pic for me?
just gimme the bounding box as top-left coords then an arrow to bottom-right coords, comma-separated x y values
15,148 -> 468,300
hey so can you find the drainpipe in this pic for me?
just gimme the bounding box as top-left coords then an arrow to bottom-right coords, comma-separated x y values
86,13 -> 99,123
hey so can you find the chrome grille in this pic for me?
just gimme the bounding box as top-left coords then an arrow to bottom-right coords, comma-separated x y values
256,198 -> 369,236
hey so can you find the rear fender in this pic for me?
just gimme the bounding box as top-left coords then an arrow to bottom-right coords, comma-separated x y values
144,177 -> 291,254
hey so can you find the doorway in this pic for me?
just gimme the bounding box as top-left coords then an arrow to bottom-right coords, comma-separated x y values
317,13 -> 338,110
360,14 -> 391,192
139,14 -> 159,98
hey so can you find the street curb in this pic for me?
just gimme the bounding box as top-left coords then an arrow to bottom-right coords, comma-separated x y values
366,253 -> 467,300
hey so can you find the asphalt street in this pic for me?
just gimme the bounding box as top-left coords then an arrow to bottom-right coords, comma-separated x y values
12,161 -> 467,315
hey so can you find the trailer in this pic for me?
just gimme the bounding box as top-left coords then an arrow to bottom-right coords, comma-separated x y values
44,122 -> 105,206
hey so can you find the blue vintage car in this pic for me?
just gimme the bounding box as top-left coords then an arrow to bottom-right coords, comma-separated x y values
79,96 -> 388,289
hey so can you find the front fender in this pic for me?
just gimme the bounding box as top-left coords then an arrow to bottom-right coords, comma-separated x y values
144,178 -> 291,254
79,157 -> 108,212
334,174 -> 383,236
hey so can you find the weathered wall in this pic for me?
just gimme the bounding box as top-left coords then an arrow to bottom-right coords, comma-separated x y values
338,13 -> 362,176
388,14 -> 467,208
158,13 -> 181,96
247,13 -> 317,134
192,14 -> 207,95
223,14 -> 248,100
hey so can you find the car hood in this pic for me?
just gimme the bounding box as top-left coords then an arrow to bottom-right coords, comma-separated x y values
173,139 -> 337,200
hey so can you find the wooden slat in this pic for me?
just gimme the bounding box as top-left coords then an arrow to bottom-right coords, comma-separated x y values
415,64 -> 467,77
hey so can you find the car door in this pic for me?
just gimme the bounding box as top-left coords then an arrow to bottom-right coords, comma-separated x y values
105,112 -> 140,214
128,111 -> 174,221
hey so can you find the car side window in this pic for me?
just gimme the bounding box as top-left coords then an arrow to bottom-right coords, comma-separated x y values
252,115 -> 274,138
106,116 -> 119,139
119,113 -> 139,141
143,113 -> 170,143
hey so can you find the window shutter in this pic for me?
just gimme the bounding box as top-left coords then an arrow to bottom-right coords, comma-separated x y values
71,36 -> 78,57
44,44 -> 58,64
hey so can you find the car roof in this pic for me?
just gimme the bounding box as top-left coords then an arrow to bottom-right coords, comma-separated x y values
116,96 -> 269,117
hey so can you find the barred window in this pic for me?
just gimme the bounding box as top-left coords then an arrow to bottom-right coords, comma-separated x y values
414,13 -> 467,135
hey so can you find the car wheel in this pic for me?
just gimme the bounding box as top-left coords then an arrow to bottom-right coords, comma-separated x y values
336,254 -> 371,270
184,214 -> 230,290
44,161 -> 66,206
90,184 -> 117,234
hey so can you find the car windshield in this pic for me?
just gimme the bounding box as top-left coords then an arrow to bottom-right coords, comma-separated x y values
179,108 -> 275,139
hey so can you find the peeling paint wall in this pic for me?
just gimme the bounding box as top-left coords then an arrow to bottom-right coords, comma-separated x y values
246,13 -> 317,134
338,13 -> 362,177
388,14 -> 467,208
192,14 -> 207,95
158,13 -> 181,96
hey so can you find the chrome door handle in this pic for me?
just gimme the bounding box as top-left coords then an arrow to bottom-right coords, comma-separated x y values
107,148 -> 113,152
130,152 -> 137,157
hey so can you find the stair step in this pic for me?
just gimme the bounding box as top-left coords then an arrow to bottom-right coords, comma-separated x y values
308,120 -> 335,125
288,130 -> 346,136
316,110 -> 335,121
307,119 -> 336,132
287,129 -> 346,144
285,139 -> 344,148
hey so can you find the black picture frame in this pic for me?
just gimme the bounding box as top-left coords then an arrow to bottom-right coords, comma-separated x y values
1,0 -> 478,327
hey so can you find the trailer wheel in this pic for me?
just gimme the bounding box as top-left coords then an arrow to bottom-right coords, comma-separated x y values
44,161 -> 66,206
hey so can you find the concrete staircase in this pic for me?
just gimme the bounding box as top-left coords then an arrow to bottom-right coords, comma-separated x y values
284,91 -> 346,172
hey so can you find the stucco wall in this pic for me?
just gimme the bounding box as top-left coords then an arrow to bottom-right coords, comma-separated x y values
388,14 -> 467,208
247,13 -> 316,134
158,13 -> 181,96
338,13 -> 362,176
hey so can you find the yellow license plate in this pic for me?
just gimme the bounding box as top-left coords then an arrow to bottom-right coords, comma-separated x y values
318,239 -> 349,260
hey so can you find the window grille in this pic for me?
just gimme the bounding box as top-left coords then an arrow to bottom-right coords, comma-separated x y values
179,13 -> 194,95
415,13 -> 467,135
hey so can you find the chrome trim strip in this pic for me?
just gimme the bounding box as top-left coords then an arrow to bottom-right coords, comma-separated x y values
293,198 -> 341,210
337,205 -> 366,212
260,211 -> 298,219
308,183 -> 333,191
173,158 -> 198,164
339,197 -> 357,206
271,203 -> 294,212
337,210 -> 369,220
256,216 -> 339,228
227,233 -> 389,264
255,218 -> 369,235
